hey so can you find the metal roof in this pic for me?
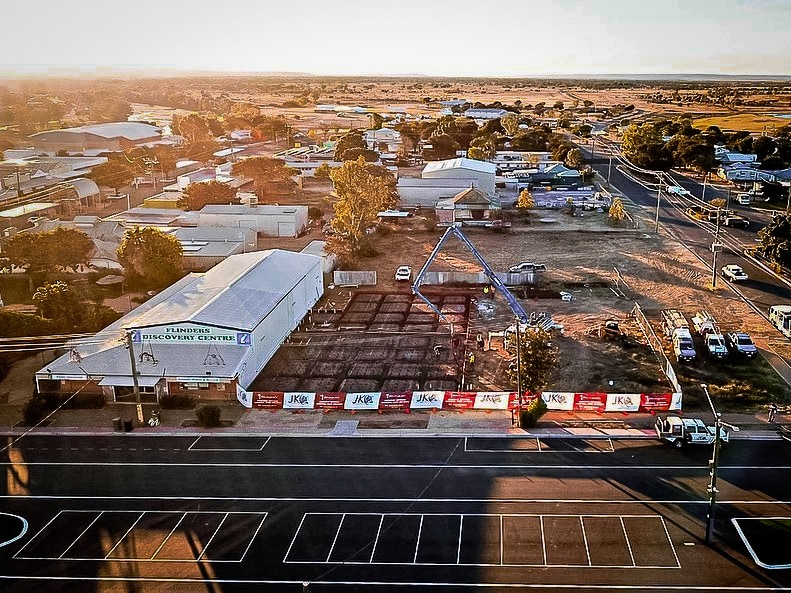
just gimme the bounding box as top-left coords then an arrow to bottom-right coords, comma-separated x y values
422,158 -> 497,175
31,122 -> 160,141
129,250 -> 321,331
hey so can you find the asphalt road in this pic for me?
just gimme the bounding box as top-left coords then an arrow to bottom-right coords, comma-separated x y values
589,142 -> 791,314
1,434 -> 791,592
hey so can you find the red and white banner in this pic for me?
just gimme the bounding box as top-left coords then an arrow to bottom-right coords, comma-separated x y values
240,389 -> 681,413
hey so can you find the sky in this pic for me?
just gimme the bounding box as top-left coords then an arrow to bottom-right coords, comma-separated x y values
3,0 -> 791,77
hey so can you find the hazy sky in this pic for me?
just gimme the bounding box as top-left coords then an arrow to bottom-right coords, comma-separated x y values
4,0 -> 791,76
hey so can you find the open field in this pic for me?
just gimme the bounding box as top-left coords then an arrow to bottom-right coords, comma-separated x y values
693,112 -> 791,133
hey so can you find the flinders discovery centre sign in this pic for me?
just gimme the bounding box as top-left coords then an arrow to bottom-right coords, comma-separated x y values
129,323 -> 252,346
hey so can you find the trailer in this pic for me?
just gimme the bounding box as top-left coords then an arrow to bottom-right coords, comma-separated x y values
661,309 -> 697,362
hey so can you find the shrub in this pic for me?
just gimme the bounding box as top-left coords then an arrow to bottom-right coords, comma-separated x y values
196,404 -> 221,428
63,392 -> 105,409
22,396 -> 48,426
519,397 -> 548,428
308,206 -> 324,220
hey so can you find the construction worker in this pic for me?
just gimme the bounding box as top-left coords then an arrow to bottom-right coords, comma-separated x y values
769,402 -> 779,423
468,352 -> 475,366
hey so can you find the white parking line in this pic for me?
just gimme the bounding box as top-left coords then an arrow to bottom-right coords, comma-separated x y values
580,516 -> 591,566
413,515 -> 424,564
620,516 -> 636,567
188,436 -> 271,452
370,515 -> 384,563
731,517 -> 791,570
151,512 -> 186,560
326,514 -> 346,562
105,512 -> 144,559
59,511 -> 103,559
456,515 -> 463,565
196,512 -> 229,561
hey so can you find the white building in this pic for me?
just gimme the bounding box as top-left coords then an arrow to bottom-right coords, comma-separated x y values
35,250 -> 324,402
198,204 -> 308,237
463,108 -> 510,121
396,178 -> 481,208
422,157 -> 496,196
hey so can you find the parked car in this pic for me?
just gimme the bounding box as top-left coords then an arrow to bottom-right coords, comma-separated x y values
722,264 -> 748,282
737,193 -> 752,205
395,265 -> 412,282
723,215 -> 750,228
726,332 -> 758,357
509,262 -> 547,273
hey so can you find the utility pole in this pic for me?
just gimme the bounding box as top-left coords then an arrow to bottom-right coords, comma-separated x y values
515,319 -> 523,428
655,178 -> 663,233
711,209 -> 722,289
607,155 -> 613,189
701,383 -> 721,545
15,168 -> 22,199
125,331 -> 145,425
701,172 -> 707,202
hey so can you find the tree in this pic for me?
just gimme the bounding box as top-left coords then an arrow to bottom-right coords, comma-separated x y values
621,123 -> 673,170
608,197 -> 627,225
177,180 -> 237,211
500,112 -> 520,136
327,157 -> 398,260
572,123 -> 592,137
753,136 -> 777,162
314,163 -> 333,179
2,228 -> 93,276
334,130 -> 367,161
369,112 -> 384,130
340,148 -> 380,162
32,281 -> 86,331
424,134 -> 460,160
511,129 -> 550,152
174,113 -> 213,145
673,136 -> 715,173
87,161 -> 135,193
517,188 -> 535,210
117,227 -> 183,290
232,157 -> 296,198
757,214 -> 791,268
467,135 -> 496,161
564,148 -> 584,169
149,145 -> 181,177
505,327 -> 558,394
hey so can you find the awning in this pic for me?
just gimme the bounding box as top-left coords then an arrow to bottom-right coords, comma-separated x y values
98,375 -> 161,387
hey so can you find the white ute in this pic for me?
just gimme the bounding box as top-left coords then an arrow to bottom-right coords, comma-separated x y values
655,415 -> 729,449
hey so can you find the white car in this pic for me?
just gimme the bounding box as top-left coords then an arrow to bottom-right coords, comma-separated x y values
509,262 -> 547,273
395,266 -> 412,282
722,264 -> 748,282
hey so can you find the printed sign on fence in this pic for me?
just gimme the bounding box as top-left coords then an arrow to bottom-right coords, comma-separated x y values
605,393 -> 641,412
640,393 -> 673,411
252,391 -> 284,409
474,392 -> 511,410
379,392 -> 411,410
315,392 -> 345,410
541,391 -> 575,411
443,391 -> 477,409
345,392 -> 381,410
411,391 -> 445,409
574,392 -> 607,411
283,392 -> 316,409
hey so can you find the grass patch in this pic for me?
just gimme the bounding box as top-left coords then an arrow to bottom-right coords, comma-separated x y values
693,113 -> 790,133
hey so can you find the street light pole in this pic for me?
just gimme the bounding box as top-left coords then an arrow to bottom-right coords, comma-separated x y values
655,178 -> 663,233
700,383 -> 721,545
125,330 -> 145,425
515,319 -> 523,428
701,172 -> 707,202
711,210 -> 722,289
607,155 -> 613,189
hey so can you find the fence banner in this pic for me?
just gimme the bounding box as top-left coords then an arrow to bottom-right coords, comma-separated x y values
574,392 -> 607,412
379,392 -> 411,410
639,393 -> 673,411
670,392 -> 683,411
443,391 -> 477,409
252,391 -> 284,409
541,392 -> 576,411
283,392 -> 316,409
345,392 -> 381,410
315,392 -> 345,410
410,391 -> 445,409
236,384 -> 252,408
474,392 -> 512,410
605,393 -> 641,412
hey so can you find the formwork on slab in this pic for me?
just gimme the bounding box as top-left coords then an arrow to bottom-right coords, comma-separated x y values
249,290 -> 476,393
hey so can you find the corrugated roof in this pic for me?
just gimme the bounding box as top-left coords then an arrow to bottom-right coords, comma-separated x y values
129,250 -> 321,331
397,177 -> 478,188
422,158 -> 496,175
31,122 -> 160,141
70,178 -> 99,198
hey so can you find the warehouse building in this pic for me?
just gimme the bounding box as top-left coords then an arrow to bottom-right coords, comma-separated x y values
29,123 -> 161,155
198,204 -> 308,237
421,157 -> 496,196
35,250 -> 324,403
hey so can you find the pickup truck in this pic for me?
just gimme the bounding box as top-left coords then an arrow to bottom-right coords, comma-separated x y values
655,415 -> 729,449
721,264 -> 748,282
691,311 -> 728,358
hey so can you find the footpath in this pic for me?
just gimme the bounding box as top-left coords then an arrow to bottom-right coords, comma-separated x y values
0,400 -> 786,440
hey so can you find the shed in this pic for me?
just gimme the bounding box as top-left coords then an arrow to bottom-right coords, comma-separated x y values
435,187 -> 499,226
421,157 -> 496,196
198,204 -> 308,237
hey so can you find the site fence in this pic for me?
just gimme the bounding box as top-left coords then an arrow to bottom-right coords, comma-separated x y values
631,302 -> 682,396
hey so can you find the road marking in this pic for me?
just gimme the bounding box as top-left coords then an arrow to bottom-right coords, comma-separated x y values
539,515 -> 546,566
456,515 -> 463,565
197,512 -> 228,561
59,511 -> 103,559
188,436 -> 270,452
620,516 -> 636,567
732,517 -> 791,570
326,514 -> 345,562
105,512 -> 144,559
0,512 -> 28,549
283,513 -> 308,563
413,514 -> 424,564
580,516 -> 591,566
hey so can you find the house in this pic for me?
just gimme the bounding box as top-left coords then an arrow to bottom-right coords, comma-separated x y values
35,250 -> 325,402
511,163 -> 583,188
170,227 -> 258,271
421,157 -> 496,196
487,151 -> 555,172
396,177 -> 481,208
364,128 -> 401,153
715,146 -> 758,165
463,108 -> 510,121
28,122 -> 161,155
435,187 -> 500,226
198,204 -> 308,237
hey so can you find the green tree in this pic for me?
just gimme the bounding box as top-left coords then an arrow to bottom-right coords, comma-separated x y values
608,197 -> 627,225
572,123 -> 592,137
117,227 -> 183,290
511,129 -> 550,152
753,136 -> 777,162
334,130 -> 367,161
467,135 -> 496,161
177,180 -> 237,211
757,214 -> 791,268
174,113 -> 213,144
500,112 -> 520,136
425,134 -> 460,160
87,161 -> 135,193
232,156 -> 296,198
328,157 -> 398,260
32,281 -> 85,331
340,148 -> 380,162
564,148 -> 584,169
505,327 -> 558,394
673,136 -> 715,173
369,112 -> 385,130
314,163 -> 333,179
149,145 -> 181,177
621,123 -> 673,170
2,228 -> 93,276
517,188 -> 535,209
